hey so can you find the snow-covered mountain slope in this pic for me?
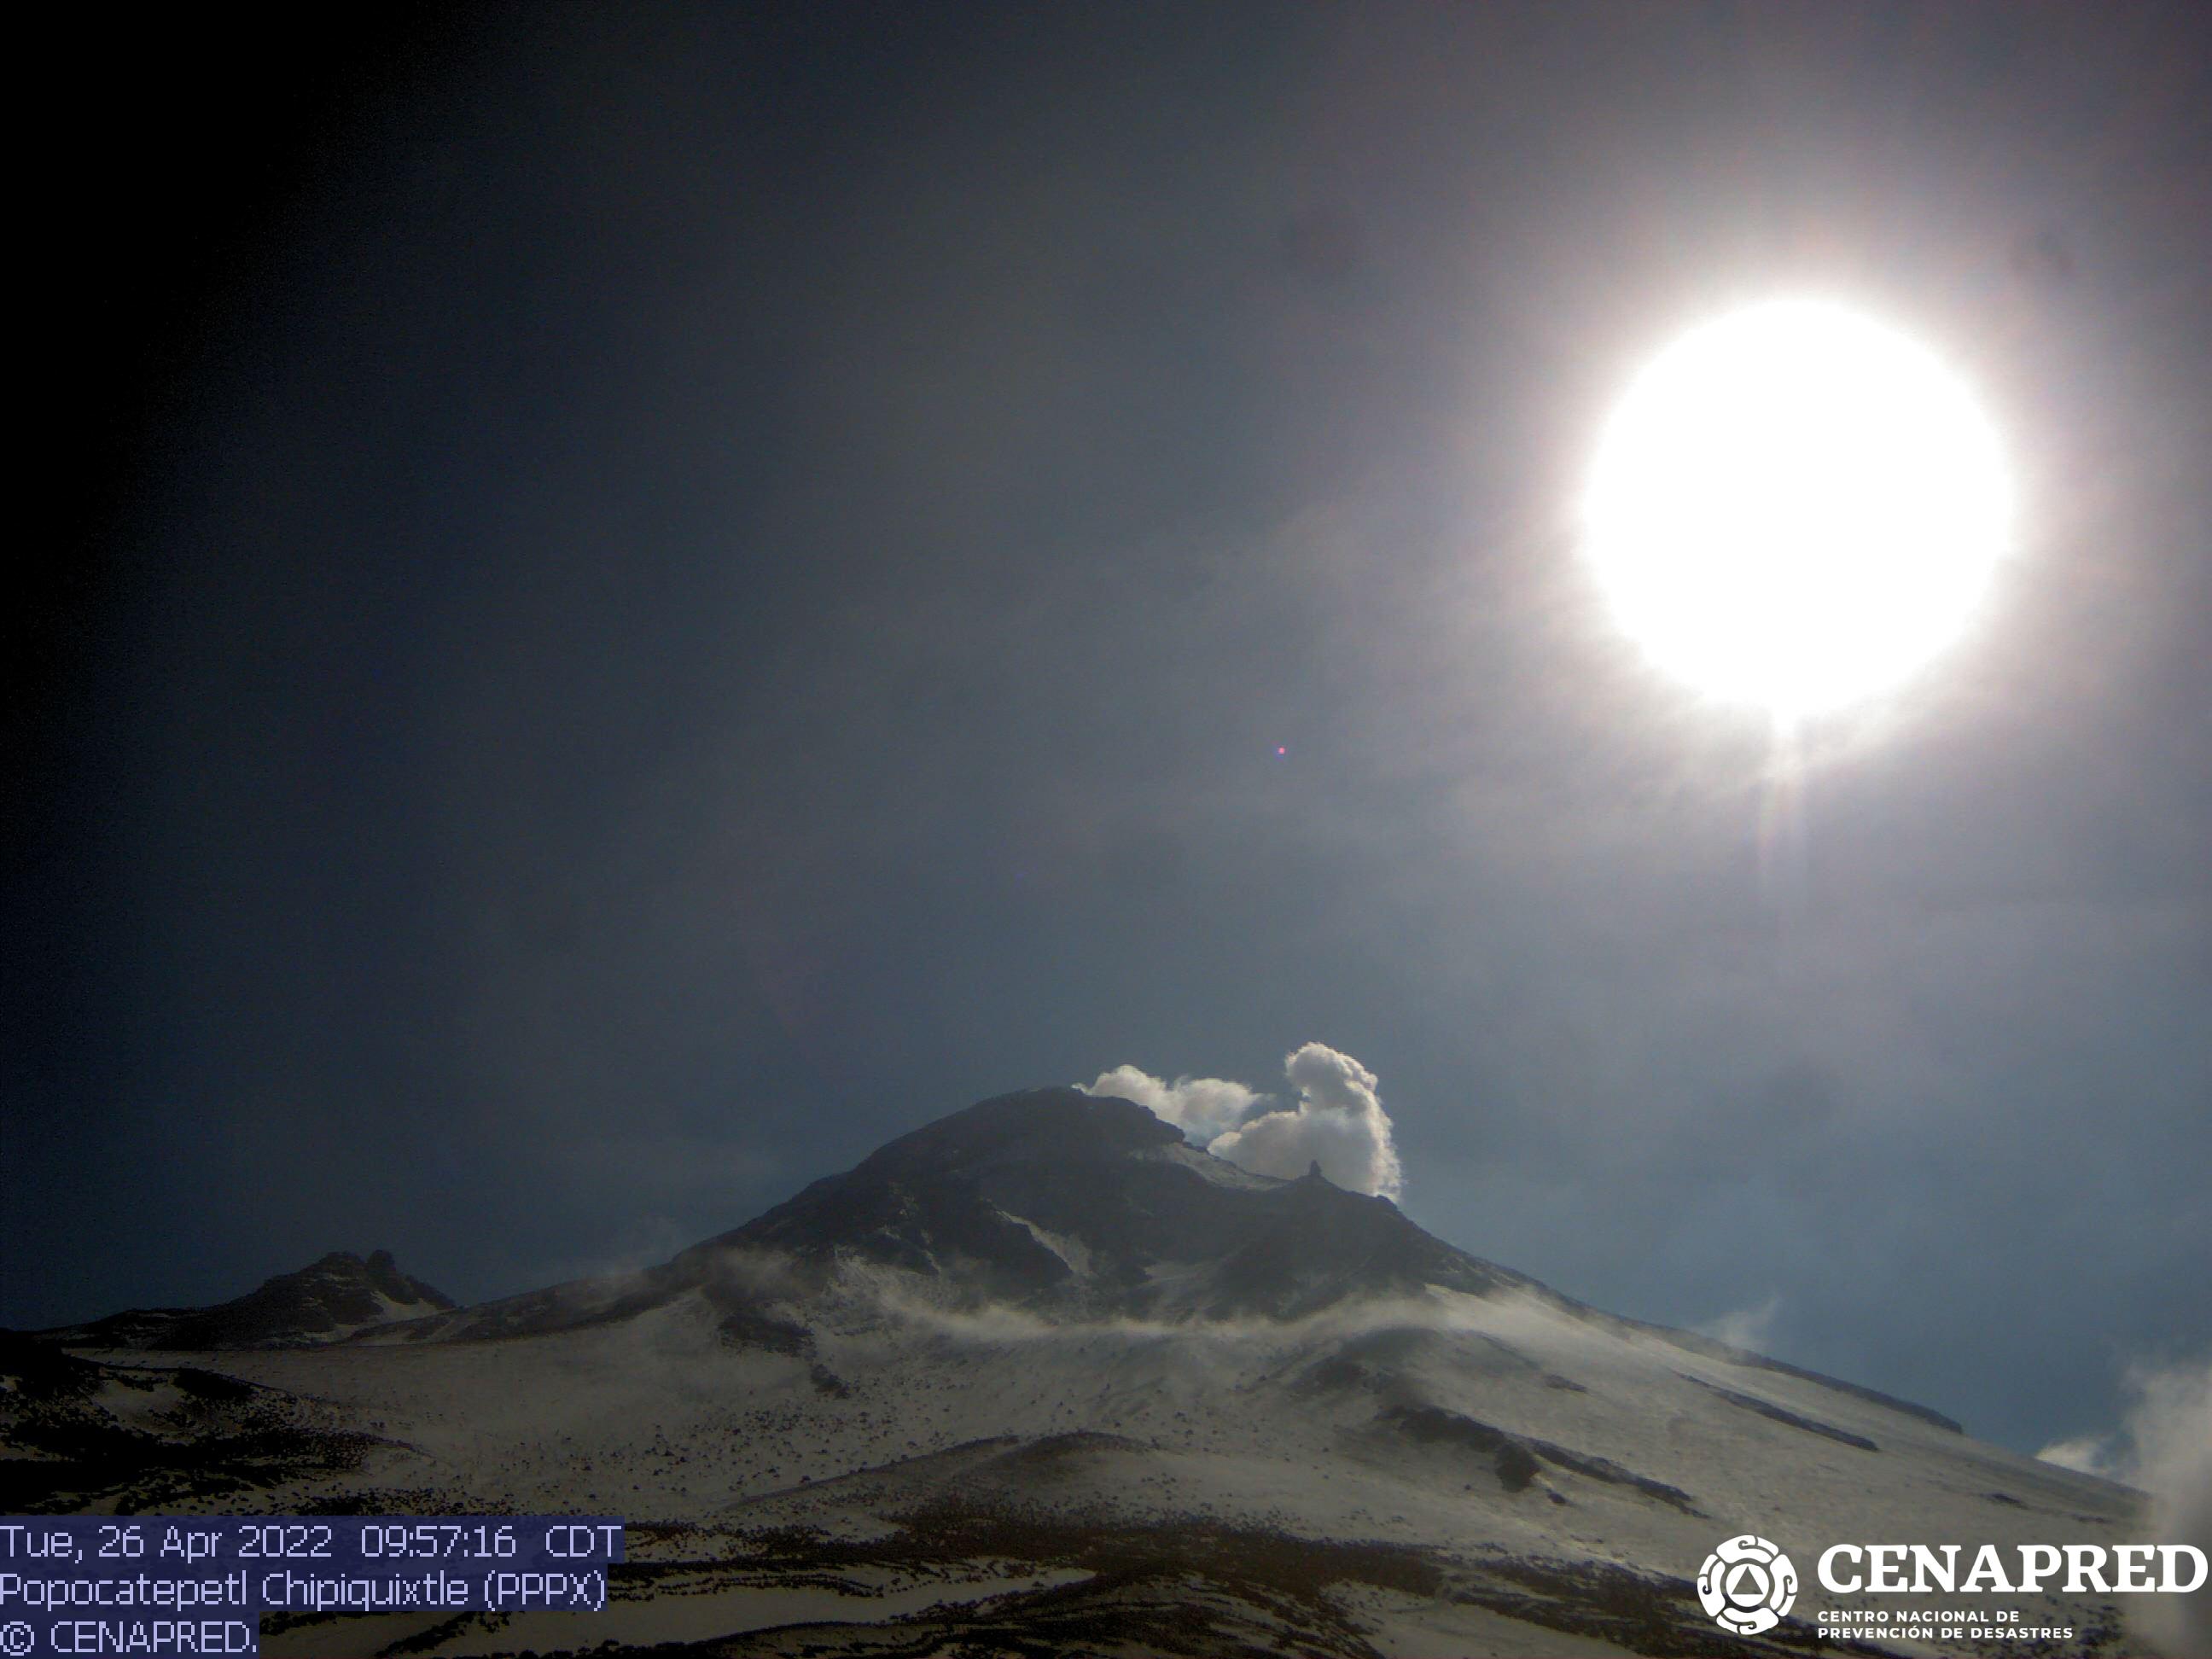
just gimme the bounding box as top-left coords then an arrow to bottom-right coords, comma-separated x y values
349,1090 -> 1956,1435
25,1090 -> 2152,1656
0,1332 -> 399,1513
32,1249 -> 454,1349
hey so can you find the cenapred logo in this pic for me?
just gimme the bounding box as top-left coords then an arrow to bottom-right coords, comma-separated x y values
1692,1534 -> 2203,1643
1697,1534 -> 1799,1635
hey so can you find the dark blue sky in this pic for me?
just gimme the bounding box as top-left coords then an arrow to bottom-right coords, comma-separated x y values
9,3 -> 2208,1458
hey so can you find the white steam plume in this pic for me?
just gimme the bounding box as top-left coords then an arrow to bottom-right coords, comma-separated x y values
1081,1066 -> 1265,1145
1087,1042 -> 1404,1202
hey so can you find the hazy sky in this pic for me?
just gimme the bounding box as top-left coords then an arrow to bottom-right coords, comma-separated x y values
10,3 -> 2209,1458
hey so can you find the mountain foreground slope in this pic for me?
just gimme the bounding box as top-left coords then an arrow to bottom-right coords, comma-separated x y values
6,1088 -> 2150,1656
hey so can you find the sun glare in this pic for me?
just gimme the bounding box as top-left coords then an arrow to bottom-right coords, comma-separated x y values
1582,299 -> 2012,719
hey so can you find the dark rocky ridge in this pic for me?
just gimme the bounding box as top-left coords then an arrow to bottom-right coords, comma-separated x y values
34,1249 -> 454,1350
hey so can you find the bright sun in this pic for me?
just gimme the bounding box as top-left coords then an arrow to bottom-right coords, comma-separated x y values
1582,299 -> 2012,719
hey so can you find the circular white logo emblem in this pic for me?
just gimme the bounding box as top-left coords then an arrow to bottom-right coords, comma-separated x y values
1697,1534 -> 1798,1635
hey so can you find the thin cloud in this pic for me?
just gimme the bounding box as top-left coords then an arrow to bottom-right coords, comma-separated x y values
1697,1292 -> 1784,1355
2035,1353 -> 2212,1656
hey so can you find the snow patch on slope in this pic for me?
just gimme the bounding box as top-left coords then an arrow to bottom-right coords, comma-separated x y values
998,1213 -> 1095,1278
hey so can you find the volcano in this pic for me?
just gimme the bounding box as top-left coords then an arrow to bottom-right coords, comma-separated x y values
7,1087 -> 2142,1656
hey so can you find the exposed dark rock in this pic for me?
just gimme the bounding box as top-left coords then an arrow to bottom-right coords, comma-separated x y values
32,1252 -> 456,1351
1377,1403 -> 1705,1516
1680,1374 -> 1881,1451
